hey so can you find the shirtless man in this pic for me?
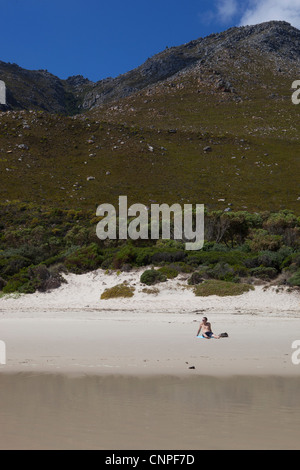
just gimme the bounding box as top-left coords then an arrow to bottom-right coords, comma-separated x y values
197,317 -> 220,339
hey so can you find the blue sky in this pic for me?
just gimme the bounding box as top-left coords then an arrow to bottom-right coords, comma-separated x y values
1,0 -> 300,81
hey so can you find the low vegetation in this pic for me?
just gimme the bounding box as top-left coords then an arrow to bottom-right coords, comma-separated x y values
100,282 -> 135,299
140,269 -> 167,286
193,280 -> 254,297
141,287 -> 160,295
0,202 -> 299,296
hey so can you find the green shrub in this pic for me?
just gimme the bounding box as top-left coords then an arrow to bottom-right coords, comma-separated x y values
2,268 -> 34,294
101,283 -> 135,299
171,262 -> 194,273
64,243 -> 103,274
48,263 -> 67,276
155,239 -> 185,250
65,226 -> 95,246
112,244 -> 137,269
263,211 -> 298,235
101,257 -> 114,269
135,247 -> 156,266
0,277 -> 7,290
185,250 -> 249,267
0,255 -> 31,277
249,266 -> 278,280
157,266 -> 178,279
202,242 -> 229,252
256,251 -> 281,270
232,264 -> 249,277
193,262 -> 242,283
1,245 -> 47,265
281,253 -> 300,270
188,271 -> 203,285
247,229 -> 283,252
29,264 -> 66,292
0,203 -> 299,294
151,250 -> 186,264
206,262 -> 235,281
140,269 -> 167,285
194,280 -> 254,297
204,211 -> 263,246
185,255 -> 202,268
287,270 -> 300,287
257,247 -> 293,270
2,264 -> 66,294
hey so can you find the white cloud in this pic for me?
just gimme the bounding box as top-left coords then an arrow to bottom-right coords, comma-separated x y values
239,0 -> 300,29
199,0 -> 239,25
217,0 -> 239,23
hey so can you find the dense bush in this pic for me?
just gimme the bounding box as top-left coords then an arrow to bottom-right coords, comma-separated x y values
28,265 -> 66,292
188,271 -> 203,285
281,253 -> 300,270
258,247 -> 292,269
157,266 -> 179,279
249,266 -> 278,280
140,269 -> 167,285
0,255 -> 32,277
2,264 -> 66,294
2,268 -> 34,294
151,250 -> 186,264
206,262 -> 236,282
135,247 -> 156,266
287,270 -> 300,287
64,243 -> 103,274
0,277 -> 7,291
247,229 -> 283,252
0,202 -> 299,294
205,211 -> 263,246
171,262 -> 194,273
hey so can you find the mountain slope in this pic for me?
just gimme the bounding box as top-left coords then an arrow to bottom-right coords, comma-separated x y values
0,20 -> 299,214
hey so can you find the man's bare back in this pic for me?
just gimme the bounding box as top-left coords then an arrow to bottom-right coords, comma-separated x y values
197,317 -> 220,339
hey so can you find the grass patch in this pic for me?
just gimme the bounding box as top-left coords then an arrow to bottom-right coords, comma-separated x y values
141,287 -> 160,295
193,279 -> 254,297
0,291 -> 22,299
100,282 -> 135,299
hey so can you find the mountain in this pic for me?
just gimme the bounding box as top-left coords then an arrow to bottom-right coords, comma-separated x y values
0,20 -> 299,214
82,20 -> 300,110
1,20 -> 300,114
0,61 -> 93,114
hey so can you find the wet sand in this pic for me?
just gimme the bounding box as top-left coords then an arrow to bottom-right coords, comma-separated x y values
0,373 -> 299,450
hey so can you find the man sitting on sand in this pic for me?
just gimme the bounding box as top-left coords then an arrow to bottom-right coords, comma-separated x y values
197,317 -> 221,339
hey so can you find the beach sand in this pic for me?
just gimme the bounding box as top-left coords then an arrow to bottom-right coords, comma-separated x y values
0,269 -> 300,450
0,268 -> 299,376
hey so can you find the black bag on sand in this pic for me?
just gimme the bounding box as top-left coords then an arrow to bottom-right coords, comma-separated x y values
219,332 -> 229,338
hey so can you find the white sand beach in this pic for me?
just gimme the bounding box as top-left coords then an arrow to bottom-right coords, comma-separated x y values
0,269 -> 299,377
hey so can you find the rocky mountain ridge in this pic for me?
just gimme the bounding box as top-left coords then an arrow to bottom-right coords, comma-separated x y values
0,21 -> 299,115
